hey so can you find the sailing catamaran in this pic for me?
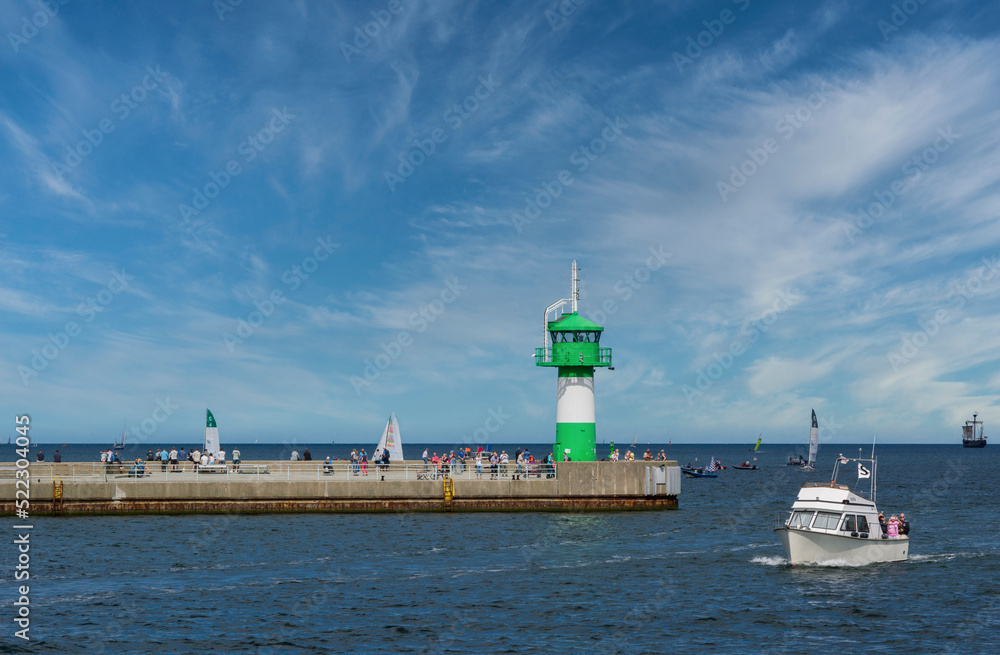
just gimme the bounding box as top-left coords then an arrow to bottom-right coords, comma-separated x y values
375,413 -> 404,462
204,409 -> 220,456
113,426 -> 127,450
749,434 -> 762,452
799,410 -> 819,471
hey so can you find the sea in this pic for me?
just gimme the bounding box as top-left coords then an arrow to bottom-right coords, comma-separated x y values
5,443 -> 999,654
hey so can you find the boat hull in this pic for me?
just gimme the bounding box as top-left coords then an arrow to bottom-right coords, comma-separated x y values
775,527 -> 908,565
963,439 -> 987,448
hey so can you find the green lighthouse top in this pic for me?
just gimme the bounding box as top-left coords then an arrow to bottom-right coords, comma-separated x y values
534,262 -> 612,368
547,312 -> 604,333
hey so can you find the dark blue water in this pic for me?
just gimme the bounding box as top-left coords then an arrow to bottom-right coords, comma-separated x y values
6,445 -> 999,653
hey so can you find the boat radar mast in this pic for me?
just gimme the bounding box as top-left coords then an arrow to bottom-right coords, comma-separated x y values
534,261 -> 613,462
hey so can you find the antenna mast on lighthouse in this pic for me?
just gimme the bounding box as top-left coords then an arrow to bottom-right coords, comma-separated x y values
571,260 -> 579,313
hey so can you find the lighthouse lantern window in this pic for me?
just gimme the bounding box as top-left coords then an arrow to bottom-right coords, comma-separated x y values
551,330 -> 601,343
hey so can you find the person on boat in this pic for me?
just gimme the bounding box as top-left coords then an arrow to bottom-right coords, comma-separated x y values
887,515 -> 900,538
899,513 -> 910,536
878,512 -> 887,536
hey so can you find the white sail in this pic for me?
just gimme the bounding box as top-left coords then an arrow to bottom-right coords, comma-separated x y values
375,413 -> 404,461
204,409 -> 220,456
807,409 -> 819,467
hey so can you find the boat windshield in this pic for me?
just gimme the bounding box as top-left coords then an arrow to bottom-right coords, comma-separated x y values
812,511 -> 842,530
788,511 -> 814,528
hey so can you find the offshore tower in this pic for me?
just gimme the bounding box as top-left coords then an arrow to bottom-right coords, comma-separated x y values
534,261 -> 612,461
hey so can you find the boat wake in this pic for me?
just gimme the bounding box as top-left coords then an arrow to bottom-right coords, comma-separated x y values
750,555 -> 788,566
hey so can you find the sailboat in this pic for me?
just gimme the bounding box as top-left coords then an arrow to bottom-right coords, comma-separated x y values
799,410 -> 819,471
748,434 -> 762,452
375,413 -> 404,462
962,413 -> 987,448
204,409 -> 220,456
113,426 -> 127,450
631,432 -> 638,448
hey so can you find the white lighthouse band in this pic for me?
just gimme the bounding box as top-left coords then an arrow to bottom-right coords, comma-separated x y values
556,372 -> 595,424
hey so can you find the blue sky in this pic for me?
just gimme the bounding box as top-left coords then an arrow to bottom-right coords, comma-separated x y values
2,0 -> 999,445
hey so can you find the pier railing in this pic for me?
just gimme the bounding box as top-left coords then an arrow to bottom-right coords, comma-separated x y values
0,460 -> 560,483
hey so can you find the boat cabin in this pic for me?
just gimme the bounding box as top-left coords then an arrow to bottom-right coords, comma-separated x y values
785,482 -> 882,539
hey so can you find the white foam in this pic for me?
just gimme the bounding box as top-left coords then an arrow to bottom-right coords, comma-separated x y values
751,555 -> 788,566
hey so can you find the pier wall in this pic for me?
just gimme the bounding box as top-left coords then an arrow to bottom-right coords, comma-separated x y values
1,461 -> 680,515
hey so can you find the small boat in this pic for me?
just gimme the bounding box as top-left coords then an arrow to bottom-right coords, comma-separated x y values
113,426 -> 127,450
682,468 -> 718,478
733,462 -> 759,470
631,432 -> 638,448
794,410 -> 820,471
682,457 -> 719,478
748,434 -> 762,452
774,450 -> 909,566
204,409 -> 221,456
962,413 -> 987,448
375,412 -> 404,462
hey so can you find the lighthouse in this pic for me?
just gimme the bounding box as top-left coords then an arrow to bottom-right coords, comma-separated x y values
535,261 -> 612,462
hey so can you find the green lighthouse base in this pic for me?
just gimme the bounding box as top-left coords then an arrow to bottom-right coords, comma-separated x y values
554,422 -> 596,462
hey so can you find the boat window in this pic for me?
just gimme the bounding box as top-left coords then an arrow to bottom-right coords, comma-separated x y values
788,511 -> 814,528
811,512 -> 842,530
857,516 -> 870,532
841,515 -> 856,532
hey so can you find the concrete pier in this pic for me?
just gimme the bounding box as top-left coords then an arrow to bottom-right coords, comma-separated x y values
1,460 -> 680,515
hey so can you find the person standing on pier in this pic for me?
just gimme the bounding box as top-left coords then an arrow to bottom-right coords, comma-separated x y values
232,448 -> 240,471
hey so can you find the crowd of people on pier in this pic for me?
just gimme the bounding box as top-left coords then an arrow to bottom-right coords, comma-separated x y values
99,447 -> 243,472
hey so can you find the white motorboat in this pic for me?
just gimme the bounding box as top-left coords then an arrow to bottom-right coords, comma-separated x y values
774,452 -> 908,565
